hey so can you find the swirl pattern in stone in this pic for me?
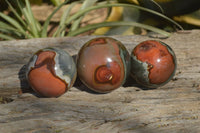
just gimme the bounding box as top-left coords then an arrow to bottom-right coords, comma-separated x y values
77,37 -> 130,93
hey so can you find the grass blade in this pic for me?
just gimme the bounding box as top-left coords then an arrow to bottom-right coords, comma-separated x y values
70,0 -> 98,32
0,28 -> 20,37
53,1 -> 79,37
0,12 -> 26,33
41,0 -> 69,37
0,21 -> 33,38
67,21 -> 171,37
0,28 -> 25,39
0,21 -> 23,36
5,0 -> 27,27
66,3 -> 183,30
0,33 -> 16,40
51,0 -> 62,6
25,0 -> 41,34
16,0 -> 36,37
17,0 -> 40,37
0,21 -> 19,31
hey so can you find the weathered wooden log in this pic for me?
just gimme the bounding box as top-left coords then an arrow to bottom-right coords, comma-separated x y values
0,30 -> 200,133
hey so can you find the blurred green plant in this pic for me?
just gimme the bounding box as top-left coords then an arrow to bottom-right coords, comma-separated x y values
0,0 -> 68,40
0,0 -> 187,40
50,0 -> 63,6
29,0 -> 64,6
115,0 -> 200,32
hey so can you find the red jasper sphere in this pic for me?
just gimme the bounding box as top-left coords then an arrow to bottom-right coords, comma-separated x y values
130,40 -> 177,88
77,37 -> 130,93
26,48 -> 77,97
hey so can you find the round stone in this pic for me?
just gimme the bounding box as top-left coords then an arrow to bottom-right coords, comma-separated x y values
77,37 -> 130,93
130,40 -> 177,88
26,47 -> 77,97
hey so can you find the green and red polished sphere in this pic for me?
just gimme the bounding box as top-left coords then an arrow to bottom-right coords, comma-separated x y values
77,37 -> 131,93
26,37 -> 177,97
26,48 -> 77,97
130,40 -> 177,88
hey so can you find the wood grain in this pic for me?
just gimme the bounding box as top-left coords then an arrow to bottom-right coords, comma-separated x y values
0,30 -> 200,133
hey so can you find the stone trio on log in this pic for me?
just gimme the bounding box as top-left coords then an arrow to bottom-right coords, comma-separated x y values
26,37 -> 177,97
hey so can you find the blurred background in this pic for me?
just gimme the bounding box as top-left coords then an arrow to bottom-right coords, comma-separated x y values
0,0 -> 200,40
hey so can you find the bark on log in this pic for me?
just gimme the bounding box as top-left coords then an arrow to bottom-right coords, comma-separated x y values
0,30 -> 200,133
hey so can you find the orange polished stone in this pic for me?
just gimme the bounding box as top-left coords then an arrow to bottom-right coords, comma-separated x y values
131,40 -> 176,88
77,37 -> 130,93
28,51 -> 67,97
26,48 -> 77,97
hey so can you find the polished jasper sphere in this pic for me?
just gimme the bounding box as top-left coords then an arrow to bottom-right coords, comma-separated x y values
130,40 -> 177,88
77,37 -> 130,93
26,47 -> 77,97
